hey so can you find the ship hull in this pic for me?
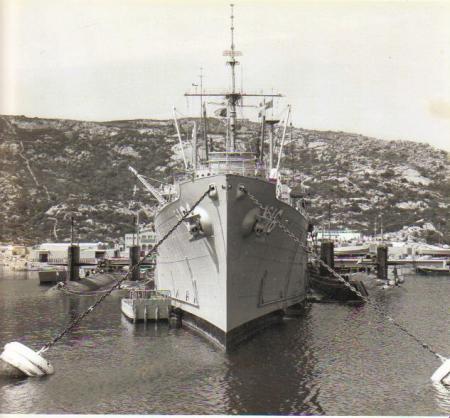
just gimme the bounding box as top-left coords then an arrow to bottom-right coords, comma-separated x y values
155,174 -> 308,349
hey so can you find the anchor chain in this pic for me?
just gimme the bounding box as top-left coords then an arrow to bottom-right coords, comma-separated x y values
38,186 -> 212,354
240,185 -> 445,362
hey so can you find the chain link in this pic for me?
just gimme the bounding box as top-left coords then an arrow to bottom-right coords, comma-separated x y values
38,186 -> 212,354
241,185 -> 445,362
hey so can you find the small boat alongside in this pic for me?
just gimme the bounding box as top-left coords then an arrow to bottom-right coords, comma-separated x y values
308,265 -> 368,302
121,289 -> 171,322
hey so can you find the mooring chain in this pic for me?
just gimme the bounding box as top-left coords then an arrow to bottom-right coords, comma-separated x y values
240,185 -> 445,362
38,186 -> 213,354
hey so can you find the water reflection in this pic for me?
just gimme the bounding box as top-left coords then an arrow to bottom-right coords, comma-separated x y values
432,382 -> 450,413
222,309 -> 324,415
0,268 -> 449,415
1,378 -> 40,412
120,316 -> 172,339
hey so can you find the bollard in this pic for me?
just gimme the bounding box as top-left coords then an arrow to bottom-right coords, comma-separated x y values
67,245 -> 80,281
377,245 -> 388,281
129,245 -> 140,281
320,241 -> 334,276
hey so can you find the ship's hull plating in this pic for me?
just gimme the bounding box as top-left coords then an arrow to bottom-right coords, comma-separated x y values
155,174 -> 308,349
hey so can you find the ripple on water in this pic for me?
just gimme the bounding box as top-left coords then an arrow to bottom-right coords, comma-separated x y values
0,269 -> 449,414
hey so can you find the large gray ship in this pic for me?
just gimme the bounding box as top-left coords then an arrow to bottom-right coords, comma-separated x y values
154,6 -> 309,349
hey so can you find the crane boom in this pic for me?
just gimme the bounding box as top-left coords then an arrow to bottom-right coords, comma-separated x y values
128,166 -> 167,206
276,105 -> 291,173
173,106 -> 188,170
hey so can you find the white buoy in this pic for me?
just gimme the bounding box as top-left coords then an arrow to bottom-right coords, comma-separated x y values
0,342 -> 54,377
431,358 -> 450,385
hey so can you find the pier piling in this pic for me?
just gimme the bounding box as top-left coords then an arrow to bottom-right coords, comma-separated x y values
67,245 -> 80,281
377,245 -> 388,281
320,241 -> 334,276
129,245 -> 140,281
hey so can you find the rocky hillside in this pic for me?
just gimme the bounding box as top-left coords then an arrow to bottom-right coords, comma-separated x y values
282,129 -> 450,244
0,115 -> 449,244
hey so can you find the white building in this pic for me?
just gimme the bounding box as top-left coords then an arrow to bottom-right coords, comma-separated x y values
124,225 -> 156,251
316,229 -> 362,243
29,242 -> 113,264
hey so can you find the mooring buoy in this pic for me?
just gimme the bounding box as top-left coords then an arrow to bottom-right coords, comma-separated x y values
431,358 -> 450,385
0,342 -> 54,377
0,188 -> 211,379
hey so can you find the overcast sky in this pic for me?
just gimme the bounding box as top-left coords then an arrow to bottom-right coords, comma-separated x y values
1,0 -> 450,151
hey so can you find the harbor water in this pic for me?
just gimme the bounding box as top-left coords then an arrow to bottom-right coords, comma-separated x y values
0,266 -> 448,415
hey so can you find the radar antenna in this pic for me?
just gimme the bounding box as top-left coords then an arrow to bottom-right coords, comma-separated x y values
184,4 -> 282,153
225,4 -> 240,150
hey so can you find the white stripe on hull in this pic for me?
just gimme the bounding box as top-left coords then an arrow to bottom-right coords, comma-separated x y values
155,174 -> 308,339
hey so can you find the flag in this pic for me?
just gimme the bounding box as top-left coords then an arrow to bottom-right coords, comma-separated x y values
214,107 -> 228,117
258,99 -> 273,117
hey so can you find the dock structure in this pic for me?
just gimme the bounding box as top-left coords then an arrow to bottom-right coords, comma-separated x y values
121,290 -> 171,322
334,255 -> 450,271
29,242 -> 109,266
129,246 -> 140,281
377,245 -> 388,281
67,244 -> 80,281
319,241 -> 334,276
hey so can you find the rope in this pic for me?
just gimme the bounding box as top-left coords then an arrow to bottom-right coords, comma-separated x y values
240,185 -> 446,363
38,186 -> 212,354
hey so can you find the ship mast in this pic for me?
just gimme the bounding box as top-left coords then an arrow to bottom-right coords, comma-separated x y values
184,4 -> 282,160
227,4 -> 238,151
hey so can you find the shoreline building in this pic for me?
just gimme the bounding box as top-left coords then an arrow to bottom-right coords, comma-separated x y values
316,229 -> 362,243
124,225 -> 157,253
29,242 -> 113,265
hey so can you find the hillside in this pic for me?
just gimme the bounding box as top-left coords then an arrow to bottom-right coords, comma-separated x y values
0,115 -> 449,244
282,129 -> 450,243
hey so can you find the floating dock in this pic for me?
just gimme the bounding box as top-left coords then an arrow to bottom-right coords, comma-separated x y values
415,265 -> 450,275
121,290 -> 171,322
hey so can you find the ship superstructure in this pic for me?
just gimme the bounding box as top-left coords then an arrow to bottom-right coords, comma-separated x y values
154,5 -> 309,348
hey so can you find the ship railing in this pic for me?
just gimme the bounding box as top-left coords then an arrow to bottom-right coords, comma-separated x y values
198,151 -> 266,177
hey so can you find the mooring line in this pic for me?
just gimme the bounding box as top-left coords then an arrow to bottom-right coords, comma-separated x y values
37,186 -> 212,355
240,185 -> 447,364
